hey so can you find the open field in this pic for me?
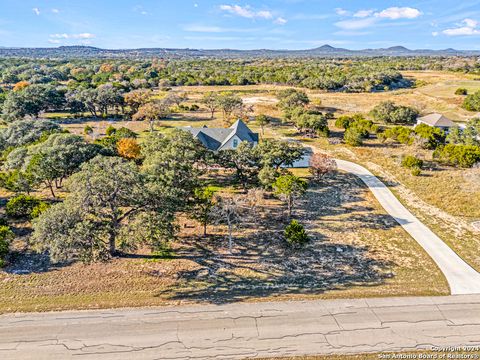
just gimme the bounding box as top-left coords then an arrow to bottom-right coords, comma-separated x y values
0,170 -> 448,313
176,71 -> 480,123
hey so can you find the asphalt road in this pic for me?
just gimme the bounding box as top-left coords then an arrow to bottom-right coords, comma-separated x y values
335,159 -> 480,295
1,295 -> 480,359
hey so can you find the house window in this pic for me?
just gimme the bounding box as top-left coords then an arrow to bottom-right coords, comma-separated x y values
233,139 -> 239,148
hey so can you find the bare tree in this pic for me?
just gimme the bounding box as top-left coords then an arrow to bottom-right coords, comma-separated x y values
309,153 -> 337,182
202,92 -> 219,119
212,194 -> 246,253
244,188 -> 266,228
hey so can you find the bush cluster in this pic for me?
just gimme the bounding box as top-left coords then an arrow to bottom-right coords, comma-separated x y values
5,194 -> 48,219
433,144 -> 480,168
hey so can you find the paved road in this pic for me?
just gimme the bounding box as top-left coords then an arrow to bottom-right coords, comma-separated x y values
1,295 -> 480,359
336,159 -> 480,295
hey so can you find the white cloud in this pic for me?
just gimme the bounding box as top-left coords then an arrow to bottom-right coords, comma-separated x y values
464,18 -> 478,28
432,31 -> 439,36
184,25 -> 224,33
335,17 -> 377,30
32,8 -> 40,15
335,6 -> 421,30
274,17 -> 288,25
50,33 -> 96,39
183,24 -> 259,33
442,19 -> 480,36
133,5 -> 148,15
48,39 -> 61,44
375,7 -> 421,20
220,5 -> 272,19
335,8 -> 349,16
354,9 -> 374,18
51,8 -> 59,14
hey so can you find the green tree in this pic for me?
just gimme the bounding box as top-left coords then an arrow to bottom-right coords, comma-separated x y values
284,220 -> 309,248
190,187 -> 216,236
371,101 -> 418,124
142,130 -> 206,207
0,226 -> 14,266
257,139 -> 305,170
215,142 -> 261,191
344,126 -> 363,146
0,119 -> 62,150
24,134 -> 103,197
273,173 -> 308,218
255,114 -> 270,135
277,89 -> 310,110
201,92 -> 219,119
463,91 -> 480,112
216,93 -> 243,123
414,123 -> 446,149
33,156 -> 161,261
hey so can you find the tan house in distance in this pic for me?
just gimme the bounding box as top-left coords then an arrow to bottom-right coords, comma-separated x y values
416,113 -> 456,131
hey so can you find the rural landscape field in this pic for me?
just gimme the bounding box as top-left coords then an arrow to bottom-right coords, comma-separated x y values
1,1 -> 480,359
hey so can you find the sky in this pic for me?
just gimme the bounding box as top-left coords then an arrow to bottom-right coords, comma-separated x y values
1,0 -> 480,50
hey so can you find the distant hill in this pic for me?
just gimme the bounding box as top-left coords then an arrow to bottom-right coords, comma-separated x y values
0,45 -> 479,59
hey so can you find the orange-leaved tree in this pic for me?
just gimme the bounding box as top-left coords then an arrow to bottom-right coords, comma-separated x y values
117,138 -> 141,160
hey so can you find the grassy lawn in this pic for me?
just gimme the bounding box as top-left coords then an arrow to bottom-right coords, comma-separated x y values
0,169 -> 448,313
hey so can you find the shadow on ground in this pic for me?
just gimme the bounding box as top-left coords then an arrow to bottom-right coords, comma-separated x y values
154,172 -> 399,304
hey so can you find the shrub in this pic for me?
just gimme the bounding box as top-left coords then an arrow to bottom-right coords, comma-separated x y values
411,167 -> 421,176
401,155 -> 423,169
335,116 -> 353,129
84,125 -> 94,135
30,202 -> 50,219
344,127 -> 363,146
284,220 -> 309,247
334,114 -> 365,129
350,119 -> 378,138
381,126 -> 414,145
6,195 -> 42,218
105,125 -> 116,136
0,225 -> 14,266
463,91 -> 480,112
433,144 -> 480,168
455,88 -> 468,95
414,123 -> 446,149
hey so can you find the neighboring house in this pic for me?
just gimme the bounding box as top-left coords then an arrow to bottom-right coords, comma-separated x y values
416,113 -> 456,131
181,120 -> 259,151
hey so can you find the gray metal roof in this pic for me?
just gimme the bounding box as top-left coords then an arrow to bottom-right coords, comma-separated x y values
417,113 -> 456,127
181,120 -> 258,150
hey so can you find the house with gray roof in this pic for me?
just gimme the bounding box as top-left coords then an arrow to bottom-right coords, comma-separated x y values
416,113 -> 456,131
182,120 -> 259,151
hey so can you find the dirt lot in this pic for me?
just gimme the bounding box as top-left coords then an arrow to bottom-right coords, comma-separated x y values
0,171 -> 448,313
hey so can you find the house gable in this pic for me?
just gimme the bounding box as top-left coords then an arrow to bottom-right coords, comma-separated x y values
181,120 -> 259,151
